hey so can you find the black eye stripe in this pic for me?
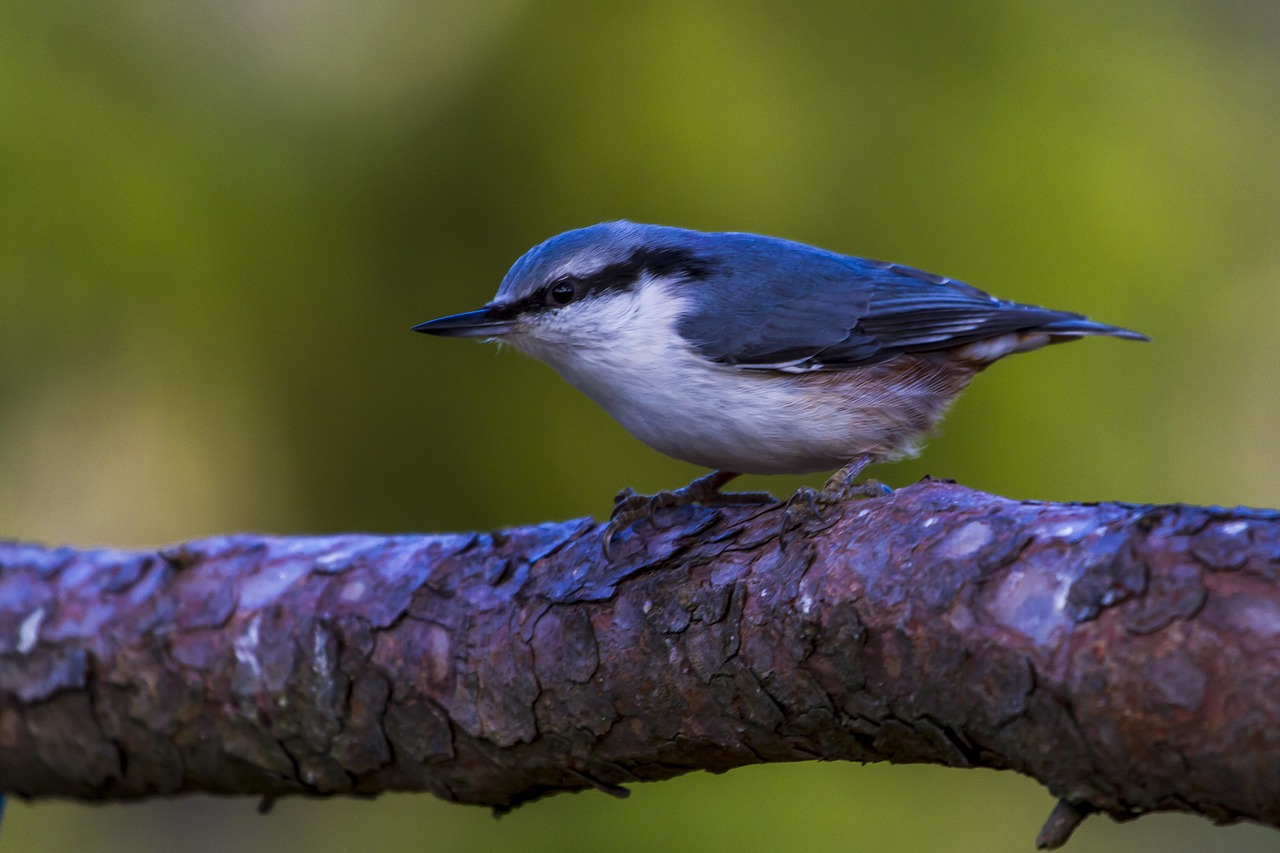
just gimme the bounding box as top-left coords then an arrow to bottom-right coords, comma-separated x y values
491,247 -> 716,319
631,247 -> 716,280
567,248 -> 715,300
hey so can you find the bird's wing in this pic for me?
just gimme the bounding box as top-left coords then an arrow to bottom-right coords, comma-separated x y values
677,254 -> 1105,372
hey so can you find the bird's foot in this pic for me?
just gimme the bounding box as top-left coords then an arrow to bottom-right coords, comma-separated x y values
781,455 -> 889,535
603,470 -> 775,557
786,479 -> 893,521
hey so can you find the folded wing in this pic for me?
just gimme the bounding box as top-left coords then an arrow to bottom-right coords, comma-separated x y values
677,252 -> 1144,372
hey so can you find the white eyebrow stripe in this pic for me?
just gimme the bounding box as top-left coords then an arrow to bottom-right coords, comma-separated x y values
559,250 -> 621,280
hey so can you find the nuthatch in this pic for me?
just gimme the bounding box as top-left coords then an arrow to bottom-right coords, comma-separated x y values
415,222 -> 1146,551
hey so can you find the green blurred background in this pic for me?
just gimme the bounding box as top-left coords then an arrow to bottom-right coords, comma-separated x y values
3,0 -> 1279,850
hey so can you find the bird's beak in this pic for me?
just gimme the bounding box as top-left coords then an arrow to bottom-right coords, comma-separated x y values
412,308 -> 514,339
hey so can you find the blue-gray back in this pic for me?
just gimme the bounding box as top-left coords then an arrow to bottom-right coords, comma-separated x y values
497,222 -> 1140,371
671,230 -> 1124,370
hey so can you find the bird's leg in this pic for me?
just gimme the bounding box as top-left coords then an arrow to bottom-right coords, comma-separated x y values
786,454 -> 892,522
604,470 -> 776,556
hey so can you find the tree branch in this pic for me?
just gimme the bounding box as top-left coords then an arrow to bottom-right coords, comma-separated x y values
2,479 -> 1278,847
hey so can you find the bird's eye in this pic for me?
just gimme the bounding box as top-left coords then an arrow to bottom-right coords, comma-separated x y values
548,279 -> 578,306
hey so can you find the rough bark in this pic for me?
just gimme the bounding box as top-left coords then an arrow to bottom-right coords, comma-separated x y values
2,479 -> 1279,847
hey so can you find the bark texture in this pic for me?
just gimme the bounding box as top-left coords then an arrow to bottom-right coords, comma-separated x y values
2,479 -> 1279,847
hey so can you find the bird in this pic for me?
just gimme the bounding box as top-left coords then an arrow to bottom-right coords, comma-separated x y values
414,221 -> 1146,553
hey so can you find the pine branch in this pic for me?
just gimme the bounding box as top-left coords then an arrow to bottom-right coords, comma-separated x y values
1,479 -> 1277,848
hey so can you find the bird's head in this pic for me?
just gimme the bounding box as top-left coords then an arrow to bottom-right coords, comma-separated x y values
414,221 -> 720,362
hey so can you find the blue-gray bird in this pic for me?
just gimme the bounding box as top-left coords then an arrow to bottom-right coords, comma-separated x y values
415,222 -> 1146,549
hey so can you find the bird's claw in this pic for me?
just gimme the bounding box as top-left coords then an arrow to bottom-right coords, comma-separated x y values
779,478 -> 893,544
602,471 -> 777,559
604,490 -> 680,558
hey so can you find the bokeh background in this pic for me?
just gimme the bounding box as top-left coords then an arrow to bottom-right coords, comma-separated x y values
3,1 -> 1280,850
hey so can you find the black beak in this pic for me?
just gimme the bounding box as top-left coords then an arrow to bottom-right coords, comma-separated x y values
412,308 -> 514,339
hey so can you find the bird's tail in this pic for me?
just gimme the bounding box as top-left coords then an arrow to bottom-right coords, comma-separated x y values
950,310 -> 1147,366
1040,314 -> 1149,342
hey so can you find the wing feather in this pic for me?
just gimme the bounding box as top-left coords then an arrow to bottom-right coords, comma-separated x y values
676,243 -> 1112,371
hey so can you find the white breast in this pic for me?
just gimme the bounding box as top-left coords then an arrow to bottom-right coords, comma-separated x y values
505,278 -> 963,475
